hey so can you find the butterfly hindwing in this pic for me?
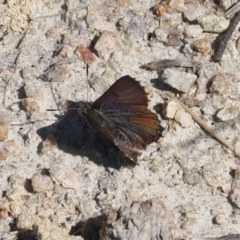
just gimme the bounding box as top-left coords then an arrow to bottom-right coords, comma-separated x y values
111,128 -> 140,160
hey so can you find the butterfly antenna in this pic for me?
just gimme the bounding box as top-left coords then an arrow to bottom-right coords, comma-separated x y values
86,63 -> 89,105
46,108 -> 65,111
46,107 -> 81,111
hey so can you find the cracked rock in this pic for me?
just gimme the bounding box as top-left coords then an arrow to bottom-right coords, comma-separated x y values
100,199 -> 173,240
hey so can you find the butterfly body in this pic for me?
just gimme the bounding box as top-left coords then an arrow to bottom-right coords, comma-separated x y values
87,75 -> 160,161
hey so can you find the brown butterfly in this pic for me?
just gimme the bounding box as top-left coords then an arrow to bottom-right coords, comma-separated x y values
87,75 -> 160,162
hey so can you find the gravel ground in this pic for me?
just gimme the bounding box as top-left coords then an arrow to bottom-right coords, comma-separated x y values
0,0 -> 240,239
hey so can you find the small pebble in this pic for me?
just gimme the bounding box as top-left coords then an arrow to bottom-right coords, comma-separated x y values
21,66 -> 39,80
16,212 -> 32,230
214,213 -> 228,225
166,34 -> 182,47
163,69 -> 197,93
75,45 -> 95,64
211,95 -> 226,110
22,98 -> 40,113
185,25 -> 203,38
0,110 -> 11,125
221,183 -> 231,195
164,101 -> 180,119
230,180 -> 240,208
0,139 -> 19,160
37,208 -> 54,220
53,183 -> 65,195
0,208 -> 9,220
174,108 -> 194,128
45,27 -> 61,39
9,175 -> 25,187
0,126 -> 8,141
153,4 -> 166,16
181,217 -> 196,229
40,135 -> 57,155
234,167 -> 240,180
69,38 -> 81,48
192,38 -> 210,54
31,173 -> 54,193
59,45 -> 74,58
182,168 -> 200,186
79,199 -> 96,219
169,0 -> 186,12
199,14 -> 229,32
209,73 -> 232,94
94,31 -> 119,61
127,15 -> 146,40
2,32 -> 17,45
237,38 -> 240,55
183,3 -> 205,22
217,106 -> 238,122
89,75 -> 109,94
154,28 -> 168,43
201,100 -> 216,115
24,81 -> 46,101
116,0 -> 132,8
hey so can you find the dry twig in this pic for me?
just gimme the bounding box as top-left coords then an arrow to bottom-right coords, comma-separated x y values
212,11 -> 240,62
141,59 -> 200,70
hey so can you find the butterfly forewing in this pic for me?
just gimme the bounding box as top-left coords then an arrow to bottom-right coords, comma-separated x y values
91,75 -> 149,112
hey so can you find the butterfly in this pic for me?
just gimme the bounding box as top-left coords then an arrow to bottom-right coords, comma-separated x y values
87,75 -> 160,162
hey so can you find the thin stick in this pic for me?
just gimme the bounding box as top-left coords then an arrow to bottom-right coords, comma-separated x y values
165,92 -> 236,155
86,64 -> 89,104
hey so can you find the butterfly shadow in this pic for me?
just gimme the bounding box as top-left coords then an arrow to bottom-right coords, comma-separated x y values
69,214 -> 104,240
36,101 -> 136,170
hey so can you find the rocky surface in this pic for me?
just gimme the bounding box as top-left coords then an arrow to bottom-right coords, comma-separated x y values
0,0 -> 240,239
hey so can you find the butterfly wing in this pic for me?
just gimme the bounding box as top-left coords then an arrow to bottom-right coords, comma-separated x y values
111,128 -> 140,160
88,75 -> 160,160
110,112 -> 159,148
91,75 -> 149,113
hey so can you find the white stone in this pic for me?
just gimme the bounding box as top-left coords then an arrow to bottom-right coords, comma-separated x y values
163,69 -> 197,93
0,139 -> 19,160
16,212 -> 33,230
185,25 -> 203,38
94,31 -> 121,61
155,28 -> 168,42
169,0 -> 186,12
31,173 -> 54,193
217,106 -> 239,122
201,101 -> 215,115
234,141 -> 240,158
184,4 -> 205,22
174,108 -> 194,128
199,14 -> 229,33
164,101 -> 180,119
211,95 -> 226,110
209,73 -> 232,94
